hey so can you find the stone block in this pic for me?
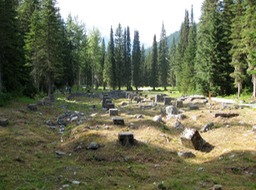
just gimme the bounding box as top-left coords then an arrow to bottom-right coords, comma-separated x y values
118,132 -> 134,146
109,108 -> 118,116
113,117 -> 125,125
180,128 -> 205,150
0,118 -> 9,127
106,103 -> 115,110
28,104 -> 37,111
164,96 -> 172,105
175,100 -> 183,108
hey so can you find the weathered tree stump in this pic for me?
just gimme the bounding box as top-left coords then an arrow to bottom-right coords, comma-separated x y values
28,104 -> 37,111
109,108 -> 118,116
113,117 -> 125,125
214,113 -> 239,118
180,128 -> 205,150
118,132 -> 134,146
0,118 -> 9,127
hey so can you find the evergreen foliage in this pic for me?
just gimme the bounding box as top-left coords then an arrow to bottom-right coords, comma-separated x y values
150,35 -> 158,91
132,30 -> 141,90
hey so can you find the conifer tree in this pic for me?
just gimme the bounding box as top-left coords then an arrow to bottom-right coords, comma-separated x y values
150,35 -> 158,91
242,0 -> 256,98
168,37 -> 176,88
181,6 -> 197,93
229,0 -> 247,97
123,26 -> 132,90
100,38 -> 106,89
132,30 -> 141,90
158,23 -> 169,90
114,23 -> 124,90
103,26 -> 116,89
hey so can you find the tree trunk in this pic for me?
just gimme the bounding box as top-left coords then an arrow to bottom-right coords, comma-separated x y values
237,82 -> 241,98
253,74 -> 256,99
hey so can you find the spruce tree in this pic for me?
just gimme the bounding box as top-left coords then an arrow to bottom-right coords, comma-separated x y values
229,0 -> 247,97
158,23 -> 169,90
114,23 -> 124,90
242,0 -> 256,98
141,44 -> 146,86
132,30 -> 141,90
123,26 -> 132,90
168,36 -> 176,88
150,35 -> 158,91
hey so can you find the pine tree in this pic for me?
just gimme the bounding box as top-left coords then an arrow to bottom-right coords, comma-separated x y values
114,23 -> 124,90
150,35 -> 158,91
141,44 -> 146,86
195,0 -> 222,95
123,26 -> 132,90
242,0 -> 256,98
0,0 -> 25,93
100,38 -> 106,89
229,0 -> 247,97
168,36 -> 176,88
181,6 -> 197,94
175,10 -> 190,90
158,23 -> 169,90
132,30 -> 141,90
103,26 -> 116,89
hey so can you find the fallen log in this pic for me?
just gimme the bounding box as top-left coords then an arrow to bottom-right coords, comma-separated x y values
214,113 -> 239,118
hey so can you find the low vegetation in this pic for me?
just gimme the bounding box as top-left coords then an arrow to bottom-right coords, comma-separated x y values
0,90 -> 256,189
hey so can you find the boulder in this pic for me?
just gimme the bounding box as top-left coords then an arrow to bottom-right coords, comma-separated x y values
180,128 -> 205,150
166,105 -> 178,115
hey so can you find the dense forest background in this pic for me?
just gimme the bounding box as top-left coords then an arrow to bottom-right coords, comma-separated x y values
0,0 -> 256,100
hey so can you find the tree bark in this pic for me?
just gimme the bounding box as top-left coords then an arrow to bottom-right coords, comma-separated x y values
253,74 -> 256,99
237,82 -> 241,98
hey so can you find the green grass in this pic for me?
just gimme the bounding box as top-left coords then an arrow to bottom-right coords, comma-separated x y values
0,90 -> 256,189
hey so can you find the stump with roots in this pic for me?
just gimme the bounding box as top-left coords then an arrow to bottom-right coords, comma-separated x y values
118,132 -> 134,146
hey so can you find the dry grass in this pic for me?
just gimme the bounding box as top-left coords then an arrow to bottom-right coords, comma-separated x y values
0,93 -> 255,190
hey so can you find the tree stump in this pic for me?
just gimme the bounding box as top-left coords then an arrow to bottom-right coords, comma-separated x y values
180,128 -> 205,150
109,108 -> 118,116
118,132 -> 134,146
113,117 -> 125,125
175,100 -> 183,108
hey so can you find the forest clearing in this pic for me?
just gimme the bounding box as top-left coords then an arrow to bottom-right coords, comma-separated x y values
0,90 -> 255,189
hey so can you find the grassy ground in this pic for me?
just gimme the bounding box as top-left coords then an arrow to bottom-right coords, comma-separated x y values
0,91 -> 255,190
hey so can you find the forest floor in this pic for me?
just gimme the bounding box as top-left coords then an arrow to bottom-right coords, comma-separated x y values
0,91 -> 256,190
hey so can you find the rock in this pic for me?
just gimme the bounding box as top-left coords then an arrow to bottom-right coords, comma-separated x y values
200,122 -> 214,132
72,180 -> 80,185
180,128 -> 206,151
87,142 -> 100,150
189,105 -> 199,110
177,151 -> 196,158
214,113 -> 239,118
175,100 -> 183,108
118,132 -> 135,146
0,118 -> 9,127
252,126 -> 256,132
163,96 -> 172,105
136,114 -> 143,119
212,184 -> 222,190
27,104 -> 37,111
153,115 -> 162,122
55,150 -> 66,156
173,121 -> 184,129
166,105 -> 178,115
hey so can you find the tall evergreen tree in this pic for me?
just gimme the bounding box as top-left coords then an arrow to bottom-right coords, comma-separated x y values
103,26 -> 116,89
0,0 -> 25,93
181,6 -> 197,93
158,23 -> 169,90
175,10 -> 190,90
100,38 -> 106,89
150,35 -> 158,91
132,30 -> 141,90
195,0 -> 222,95
123,26 -> 132,90
242,0 -> 256,98
168,36 -> 177,88
141,44 -> 146,86
229,0 -> 247,97
114,23 -> 124,90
